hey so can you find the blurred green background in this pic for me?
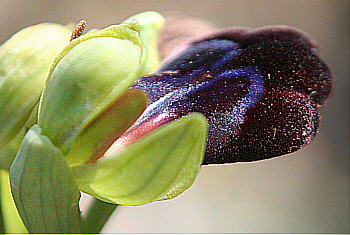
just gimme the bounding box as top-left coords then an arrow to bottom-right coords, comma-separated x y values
1,0 -> 348,233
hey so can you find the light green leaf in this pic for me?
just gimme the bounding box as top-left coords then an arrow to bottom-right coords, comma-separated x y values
72,112 -> 208,205
9,125 -> 82,233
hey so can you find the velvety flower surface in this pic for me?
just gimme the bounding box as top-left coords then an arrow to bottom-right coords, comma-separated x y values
115,26 -> 334,164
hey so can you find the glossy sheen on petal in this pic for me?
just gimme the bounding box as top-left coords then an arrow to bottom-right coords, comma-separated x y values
131,26 -> 333,164
71,113 -> 207,205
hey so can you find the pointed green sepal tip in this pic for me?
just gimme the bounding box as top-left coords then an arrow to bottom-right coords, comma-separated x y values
123,11 -> 165,74
72,112 -> 208,205
9,125 -> 82,233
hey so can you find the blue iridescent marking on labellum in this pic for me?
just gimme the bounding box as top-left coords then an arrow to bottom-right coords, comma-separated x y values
120,26 -> 333,164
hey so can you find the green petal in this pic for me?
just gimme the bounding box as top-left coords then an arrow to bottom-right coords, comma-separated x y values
72,112 -> 208,205
38,23 -> 147,154
9,125 -> 82,233
123,11 -> 165,74
0,23 -> 72,150
66,89 -> 147,167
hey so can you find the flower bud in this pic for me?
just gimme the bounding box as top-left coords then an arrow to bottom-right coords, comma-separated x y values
0,23 -> 73,170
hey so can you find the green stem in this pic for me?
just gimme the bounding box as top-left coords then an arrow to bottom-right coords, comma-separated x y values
0,183 -> 5,234
83,197 -> 118,234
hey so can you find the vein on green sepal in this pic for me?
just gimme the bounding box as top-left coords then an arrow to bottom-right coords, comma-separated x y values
9,125 -> 82,233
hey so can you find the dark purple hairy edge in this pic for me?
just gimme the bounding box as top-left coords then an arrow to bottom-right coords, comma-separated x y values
129,26 -> 333,165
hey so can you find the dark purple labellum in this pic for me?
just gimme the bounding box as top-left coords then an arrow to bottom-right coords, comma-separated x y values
123,26 -> 333,165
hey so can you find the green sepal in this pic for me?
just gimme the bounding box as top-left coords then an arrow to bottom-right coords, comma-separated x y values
72,112 -> 208,205
0,23 -> 72,152
66,89 -> 147,167
9,125 -> 82,233
38,22 -> 147,155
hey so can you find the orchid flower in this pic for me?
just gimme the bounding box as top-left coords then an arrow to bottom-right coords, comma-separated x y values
6,11 -> 333,234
